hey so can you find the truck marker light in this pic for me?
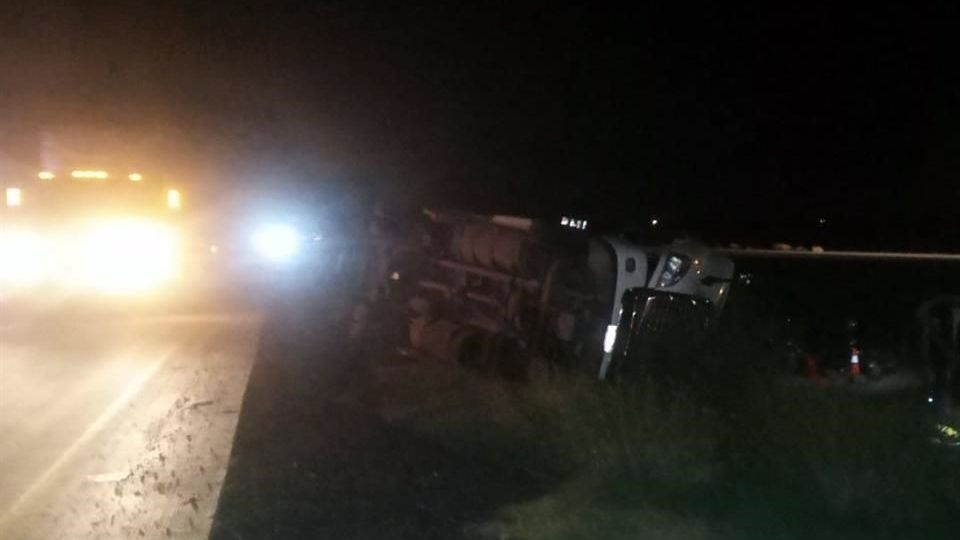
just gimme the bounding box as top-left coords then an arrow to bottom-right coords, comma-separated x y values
71,170 -> 109,179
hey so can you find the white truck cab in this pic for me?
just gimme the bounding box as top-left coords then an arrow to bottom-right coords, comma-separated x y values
593,237 -> 734,378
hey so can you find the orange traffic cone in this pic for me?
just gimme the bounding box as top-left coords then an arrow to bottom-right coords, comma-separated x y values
804,353 -> 820,379
849,346 -> 862,378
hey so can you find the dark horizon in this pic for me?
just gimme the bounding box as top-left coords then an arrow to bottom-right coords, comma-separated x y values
3,3 -> 960,249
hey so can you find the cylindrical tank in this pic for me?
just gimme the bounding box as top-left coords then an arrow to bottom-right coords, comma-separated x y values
492,229 -> 526,272
452,224 -> 543,276
454,225 -> 481,265
471,225 -> 496,268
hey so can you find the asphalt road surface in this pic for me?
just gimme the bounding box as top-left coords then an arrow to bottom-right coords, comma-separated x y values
1,291 -> 549,540
0,302 -> 263,539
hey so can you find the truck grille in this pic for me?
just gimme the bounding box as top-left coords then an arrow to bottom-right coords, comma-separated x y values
609,288 -> 714,379
625,289 -> 711,334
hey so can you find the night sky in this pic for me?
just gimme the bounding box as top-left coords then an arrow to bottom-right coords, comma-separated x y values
2,3 -> 959,248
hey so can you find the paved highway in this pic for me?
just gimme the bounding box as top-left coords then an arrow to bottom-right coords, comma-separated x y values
0,303 -> 262,539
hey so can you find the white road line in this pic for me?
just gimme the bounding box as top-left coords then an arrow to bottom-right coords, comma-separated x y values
0,347 -> 174,526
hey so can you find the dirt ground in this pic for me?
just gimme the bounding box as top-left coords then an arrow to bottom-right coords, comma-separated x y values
209,298 -> 553,540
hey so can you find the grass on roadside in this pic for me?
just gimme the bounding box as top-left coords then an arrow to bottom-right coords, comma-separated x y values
373,332 -> 960,539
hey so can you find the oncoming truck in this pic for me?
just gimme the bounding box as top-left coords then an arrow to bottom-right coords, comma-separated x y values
1,166 -> 186,298
352,207 -> 735,380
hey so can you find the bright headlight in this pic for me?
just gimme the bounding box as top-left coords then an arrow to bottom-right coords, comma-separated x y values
251,223 -> 301,263
75,218 -> 178,294
0,230 -> 55,285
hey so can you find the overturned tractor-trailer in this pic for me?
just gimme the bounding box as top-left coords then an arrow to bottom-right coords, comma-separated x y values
351,207 -> 734,379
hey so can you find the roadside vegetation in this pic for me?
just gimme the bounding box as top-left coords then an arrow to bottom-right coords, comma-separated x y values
374,293 -> 960,539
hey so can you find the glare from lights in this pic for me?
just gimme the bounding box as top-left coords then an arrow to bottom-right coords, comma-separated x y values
209,244 -> 220,254
251,224 -> 301,263
0,230 -> 55,285
76,218 -> 178,294
5,187 -> 22,207
167,189 -> 182,210
71,170 -> 109,179
128,173 -> 143,181
0,220 -> 178,294
651,218 -> 659,226
38,171 -> 55,180
818,217 -> 827,225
